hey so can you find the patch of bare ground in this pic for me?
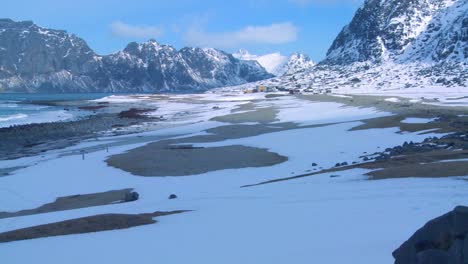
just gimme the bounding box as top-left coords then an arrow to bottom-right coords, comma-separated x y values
366,160 -> 468,179
0,210 -> 190,243
242,109 -> 468,187
106,121 -> 335,177
107,144 -> 287,177
0,189 -> 139,219
211,106 -> 279,124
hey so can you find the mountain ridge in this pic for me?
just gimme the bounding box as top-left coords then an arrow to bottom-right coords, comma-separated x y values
0,19 -> 273,93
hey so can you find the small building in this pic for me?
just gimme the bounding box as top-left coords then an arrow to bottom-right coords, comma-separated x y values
257,85 -> 267,92
289,89 -> 301,95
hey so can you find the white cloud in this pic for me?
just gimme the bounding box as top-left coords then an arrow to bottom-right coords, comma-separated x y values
111,21 -> 163,39
184,22 -> 298,48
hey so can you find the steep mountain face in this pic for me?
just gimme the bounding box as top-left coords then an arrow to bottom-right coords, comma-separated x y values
324,0 -> 466,65
233,49 -> 315,76
0,19 -> 273,93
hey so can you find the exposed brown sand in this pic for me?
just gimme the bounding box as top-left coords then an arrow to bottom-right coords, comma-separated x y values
108,94 -> 467,179
238,95 -> 468,187
106,120 -> 336,177
0,189 -> 137,219
0,210 -> 189,243
211,106 -> 279,124
367,160 -> 468,180
108,144 -> 287,177
299,94 -> 468,115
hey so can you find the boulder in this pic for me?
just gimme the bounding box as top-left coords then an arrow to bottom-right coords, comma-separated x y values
124,191 -> 139,202
168,194 -> 178,200
393,206 -> 468,264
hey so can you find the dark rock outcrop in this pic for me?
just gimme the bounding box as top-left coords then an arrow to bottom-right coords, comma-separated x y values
393,206 -> 468,264
124,191 -> 139,202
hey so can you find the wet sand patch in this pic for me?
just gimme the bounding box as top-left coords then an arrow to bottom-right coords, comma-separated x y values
366,160 -> 468,179
242,143 -> 468,187
211,106 -> 278,124
105,121 -> 336,177
0,210 -> 189,243
0,189 -> 139,219
107,144 -> 287,177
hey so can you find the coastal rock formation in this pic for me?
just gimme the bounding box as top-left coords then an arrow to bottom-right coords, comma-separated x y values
393,206 -> 468,264
0,19 -> 273,93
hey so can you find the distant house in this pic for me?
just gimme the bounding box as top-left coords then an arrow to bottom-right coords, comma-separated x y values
289,89 -> 301,95
257,85 -> 267,92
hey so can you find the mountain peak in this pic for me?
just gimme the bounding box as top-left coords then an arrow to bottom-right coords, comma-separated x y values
0,19 -> 272,92
234,50 -> 315,76
324,0 -> 464,65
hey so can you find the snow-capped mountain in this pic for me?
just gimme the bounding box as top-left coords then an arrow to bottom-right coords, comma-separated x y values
0,19 -> 273,93
281,53 -> 315,76
233,49 -> 315,76
324,0 -> 466,65
225,0 -> 467,93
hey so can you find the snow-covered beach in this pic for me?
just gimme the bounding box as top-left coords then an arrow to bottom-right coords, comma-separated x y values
1,92 -> 467,263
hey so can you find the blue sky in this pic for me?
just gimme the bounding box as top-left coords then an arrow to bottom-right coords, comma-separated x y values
3,0 -> 364,61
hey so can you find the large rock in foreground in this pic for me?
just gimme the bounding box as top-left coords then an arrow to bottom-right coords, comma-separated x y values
393,206 -> 468,264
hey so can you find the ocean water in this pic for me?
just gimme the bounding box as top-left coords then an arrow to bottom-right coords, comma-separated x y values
0,93 -> 114,128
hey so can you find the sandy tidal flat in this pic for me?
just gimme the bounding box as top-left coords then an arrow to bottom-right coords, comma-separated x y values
0,92 -> 467,264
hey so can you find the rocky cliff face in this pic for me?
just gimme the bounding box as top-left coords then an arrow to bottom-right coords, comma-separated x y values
324,0 -> 466,65
0,19 -> 273,93
393,206 -> 468,264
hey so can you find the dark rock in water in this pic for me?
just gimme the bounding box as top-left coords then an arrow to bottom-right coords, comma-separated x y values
393,206 -> 468,264
168,194 -> 178,200
311,163 -> 318,167
124,191 -> 139,202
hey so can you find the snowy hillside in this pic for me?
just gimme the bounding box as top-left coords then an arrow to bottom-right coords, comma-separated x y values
233,49 -> 315,76
224,0 -> 467,96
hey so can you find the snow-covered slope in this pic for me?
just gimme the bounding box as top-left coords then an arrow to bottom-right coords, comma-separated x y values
0,19 -> 273,93
225,0 -> 467,96
233,49 -> 315,76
